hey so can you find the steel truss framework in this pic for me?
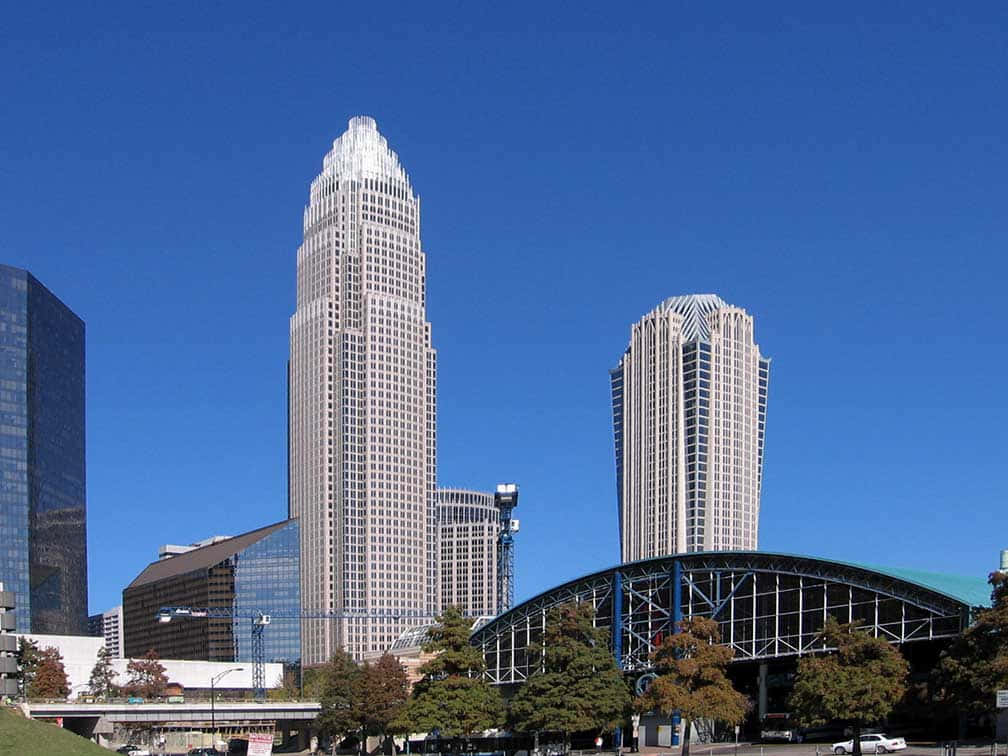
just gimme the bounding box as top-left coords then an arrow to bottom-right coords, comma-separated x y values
471,552 -> 973,685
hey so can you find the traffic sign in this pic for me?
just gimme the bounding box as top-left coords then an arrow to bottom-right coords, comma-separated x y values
996,690 -> 1008,708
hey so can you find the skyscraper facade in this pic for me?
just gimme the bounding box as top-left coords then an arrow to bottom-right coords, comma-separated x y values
436,488 -> 499,618
289,116 -> 437,662
611,294 -> 769,562
0,265 -> 87,634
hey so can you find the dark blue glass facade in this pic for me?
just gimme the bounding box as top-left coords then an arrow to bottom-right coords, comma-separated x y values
682,341 -> 711,544
0,265 -> 86,634
233,519 -> 300,667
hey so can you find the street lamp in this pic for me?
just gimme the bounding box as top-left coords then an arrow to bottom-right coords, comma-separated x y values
210,667 -> 244,736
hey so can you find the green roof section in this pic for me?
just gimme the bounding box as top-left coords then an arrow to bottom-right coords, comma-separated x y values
862,564 -> 992,609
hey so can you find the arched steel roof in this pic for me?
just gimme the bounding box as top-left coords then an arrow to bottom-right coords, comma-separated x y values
471,551 -> 985,685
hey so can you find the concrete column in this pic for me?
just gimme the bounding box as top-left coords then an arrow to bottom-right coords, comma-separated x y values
758,663 -> 768,720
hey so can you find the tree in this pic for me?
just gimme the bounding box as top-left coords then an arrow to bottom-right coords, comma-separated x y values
933,572 -> 1008,725
510,602 -> 630,752
88,646 -> 118,698
16,637 -> 42,697
789,618 -> 908,756
315,650 -> 365,746
635,617 -> 748,756
125,648 -> 168,698
360,653 -> 411,748
28,646 -> 69,699
409,605 -> 504,737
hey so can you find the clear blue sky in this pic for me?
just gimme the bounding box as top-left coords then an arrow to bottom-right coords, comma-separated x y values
2,3 -> 1005,615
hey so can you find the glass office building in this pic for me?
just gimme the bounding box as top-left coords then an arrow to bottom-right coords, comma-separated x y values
123,519 -> 300,668
0,265 -> 86,634
233,519 -> 300,667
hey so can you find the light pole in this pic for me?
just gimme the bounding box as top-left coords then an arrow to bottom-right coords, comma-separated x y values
210,667 -> 244,740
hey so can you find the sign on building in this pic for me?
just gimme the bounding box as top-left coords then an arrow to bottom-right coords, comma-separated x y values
997,690 -> 1008,709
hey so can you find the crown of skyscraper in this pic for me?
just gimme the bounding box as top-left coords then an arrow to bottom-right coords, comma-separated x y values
652,293 -> 733,342
318,115 -> 413,191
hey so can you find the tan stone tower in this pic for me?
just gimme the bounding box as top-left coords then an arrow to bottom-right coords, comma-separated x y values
289,116 -> 437,662
611,294 -> 769,562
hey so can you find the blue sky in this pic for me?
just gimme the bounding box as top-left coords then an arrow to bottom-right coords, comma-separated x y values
1,3 -> 1006,615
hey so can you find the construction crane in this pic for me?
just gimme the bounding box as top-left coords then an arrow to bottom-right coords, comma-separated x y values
494,483 -> 519,616
156,606 -> 434,699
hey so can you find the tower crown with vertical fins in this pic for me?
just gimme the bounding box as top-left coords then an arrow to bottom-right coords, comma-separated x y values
650,293 -> 731,343
316,116 -> 413,192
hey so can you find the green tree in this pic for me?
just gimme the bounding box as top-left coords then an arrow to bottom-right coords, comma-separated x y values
933,572 -> 1008,724
16,638 -> 42,698
510,602 -> 630,752
316,650 -> 365,746
409,605 -> 504,737
635,617 -> 748,756
788,618 -> 908,756
360,653 -> 411,749
125,649 -> 168,699
28,646 -> 69,699
88,646 -> 118,698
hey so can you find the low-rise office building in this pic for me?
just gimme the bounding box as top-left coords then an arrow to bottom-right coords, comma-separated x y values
122,520 -> 300,670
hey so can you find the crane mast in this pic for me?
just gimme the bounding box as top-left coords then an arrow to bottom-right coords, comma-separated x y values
494,483 -> 519,616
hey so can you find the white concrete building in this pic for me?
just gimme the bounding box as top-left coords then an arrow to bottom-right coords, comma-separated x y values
16,633 -> 282,697
610,294 -> 770,561
289,116 -> 438,663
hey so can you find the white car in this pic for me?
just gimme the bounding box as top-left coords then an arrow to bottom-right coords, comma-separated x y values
833,734 -> 906,754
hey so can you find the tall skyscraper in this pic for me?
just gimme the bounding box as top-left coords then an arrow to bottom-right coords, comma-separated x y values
0,265 -> 87,634
611,294 -> 769,562
289,116 -> 437,662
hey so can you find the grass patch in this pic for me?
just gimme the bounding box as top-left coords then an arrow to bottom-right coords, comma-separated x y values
0,706 -> 112,756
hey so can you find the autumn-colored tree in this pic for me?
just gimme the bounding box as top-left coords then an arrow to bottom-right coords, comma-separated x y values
125,648 -> 168,698
510,602 -> 631,752
789,618 -> 908,756
88,646 -> 119,698
315,650 -> 365,746
16,637 -> 43,697
409,605 -> 504,737
360,653 -> 410,748
28,646 -> 69,699
268,666 -> 304,701
933,572 -> 1008,724
635,617 -> 748,756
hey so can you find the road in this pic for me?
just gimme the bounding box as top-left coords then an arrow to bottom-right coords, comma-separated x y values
636,744 -> 1000,756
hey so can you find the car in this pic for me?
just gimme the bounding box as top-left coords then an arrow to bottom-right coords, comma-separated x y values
188,748 -> 221,755
116,746 -> 152,756
833,734 -> 907,754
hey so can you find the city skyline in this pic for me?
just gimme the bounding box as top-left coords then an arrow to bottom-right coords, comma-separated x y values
3,4 -> 1006,617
